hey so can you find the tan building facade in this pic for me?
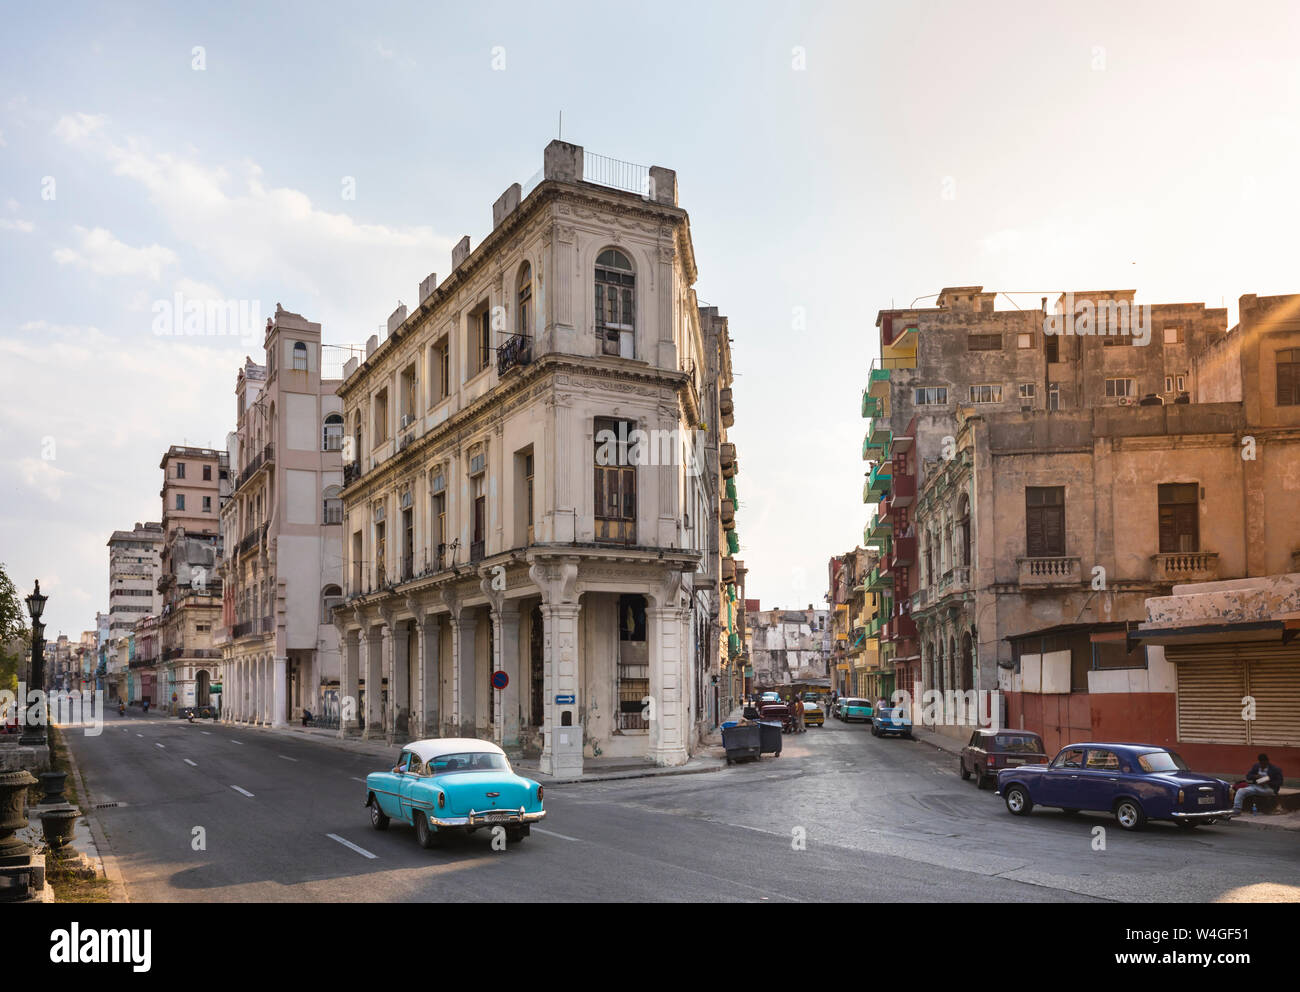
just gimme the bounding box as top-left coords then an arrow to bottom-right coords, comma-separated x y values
334,141 -> 728,775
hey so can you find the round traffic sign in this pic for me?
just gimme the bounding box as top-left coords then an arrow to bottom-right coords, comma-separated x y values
491,670 -> 509,690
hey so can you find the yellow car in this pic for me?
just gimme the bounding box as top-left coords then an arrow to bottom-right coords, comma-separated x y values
802,700 -> 824,726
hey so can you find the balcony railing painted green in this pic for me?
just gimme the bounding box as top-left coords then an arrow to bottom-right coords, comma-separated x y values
726,531 -> 740,555
861,392 -> 881,419
866,510 -> 892,545
725,477 -> 737,501
866,464 -> 892,499
866,614 -> 884,638
863,427 -> 891,456
728,632 -> 741,656
866,565 -> 893,592
868,418 -> 891,447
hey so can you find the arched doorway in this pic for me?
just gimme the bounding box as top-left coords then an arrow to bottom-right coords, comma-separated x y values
960,631 -> 974,692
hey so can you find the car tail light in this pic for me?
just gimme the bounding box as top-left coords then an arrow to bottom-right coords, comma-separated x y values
987,755 -> 996,766
537,786 -> 543,802
438,792 -> 445,809
1178,789 -> 1185,804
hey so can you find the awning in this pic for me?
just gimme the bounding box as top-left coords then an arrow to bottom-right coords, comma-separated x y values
1124,618 -> 1300,653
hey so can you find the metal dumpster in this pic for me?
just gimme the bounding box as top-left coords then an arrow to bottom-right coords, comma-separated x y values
721,722 -> 761,764
757,720 -> 783,757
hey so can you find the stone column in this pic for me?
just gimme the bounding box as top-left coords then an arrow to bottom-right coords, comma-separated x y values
389,621 -> 408,745
456,613 -> 477,738
362,628 -> 383,741
498,602 -> 521,753
540,602 -> 582,776
272,655 -> 288,728
649,604 -> 689,767
340,630 -> 361,738
420,615 -> 440,739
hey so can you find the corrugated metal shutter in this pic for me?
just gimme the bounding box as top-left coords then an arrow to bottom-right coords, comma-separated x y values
1169,643 -> 1300,746
1249,658 -> 1300,747
1174,657 -> 1247,744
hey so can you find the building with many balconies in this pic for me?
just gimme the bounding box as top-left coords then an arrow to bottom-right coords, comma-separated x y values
216,308 -> 345,728
332,141 -> 730,775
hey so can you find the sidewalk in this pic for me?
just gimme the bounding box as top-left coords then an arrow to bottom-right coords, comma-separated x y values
907,724 -> 1300,831
210,719 -> 727,785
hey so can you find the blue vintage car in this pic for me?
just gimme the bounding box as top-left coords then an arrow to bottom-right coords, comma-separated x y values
870,706 -> 913,738
365,738 -> 546,848
996,742 -> 1235,831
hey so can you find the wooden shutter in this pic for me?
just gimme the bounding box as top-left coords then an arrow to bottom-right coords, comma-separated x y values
1278,359 -> 1299,405
1026,505 -> 1044,557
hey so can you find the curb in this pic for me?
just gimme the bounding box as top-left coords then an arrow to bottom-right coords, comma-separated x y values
54,725 -> 130,904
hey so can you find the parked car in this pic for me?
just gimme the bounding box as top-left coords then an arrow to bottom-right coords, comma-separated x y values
996,743 -> 1236,830
758,692 -> 782,705
759,701 -> 794,733
802,699 -> 824,727
870,706 -> 912,738
366,739 -> 545,848
961,729 -> 1046,789
838,698 -> 874,723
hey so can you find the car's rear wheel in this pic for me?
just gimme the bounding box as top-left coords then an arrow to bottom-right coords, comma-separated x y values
975,766 -> 989,790
414,811 -> 439,849
506,825 -> 526,844
959,759 -> 971,780
1114,798 -> 1147,831
368,795 -> 389,831
1004,785 -> 1032,816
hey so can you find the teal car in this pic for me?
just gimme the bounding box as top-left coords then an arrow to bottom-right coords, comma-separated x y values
365,738 -> 546,849
838,697 -> 874,723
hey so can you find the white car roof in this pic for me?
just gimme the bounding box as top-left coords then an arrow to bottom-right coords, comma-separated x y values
402,738 -> 506,763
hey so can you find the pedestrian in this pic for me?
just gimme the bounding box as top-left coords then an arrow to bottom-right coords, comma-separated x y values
792,695 -> 805,733
1233,753 -> 1283,814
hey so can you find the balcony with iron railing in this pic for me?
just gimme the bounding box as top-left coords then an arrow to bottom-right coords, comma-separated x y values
470,540 -> 485,564
866,461 -> 892,500
234,444 -> 274,492
237,522 -> 268,558
496,334 -> 533,377
231,616 -> 274,639
861,391 -> 881,419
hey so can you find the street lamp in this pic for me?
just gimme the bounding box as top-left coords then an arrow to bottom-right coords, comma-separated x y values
20,581 -> 48,747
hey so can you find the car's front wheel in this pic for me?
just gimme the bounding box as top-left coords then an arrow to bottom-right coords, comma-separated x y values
1114,798 -> 1147,831
1004,785 -> 1033,816
368,795 -> 389,831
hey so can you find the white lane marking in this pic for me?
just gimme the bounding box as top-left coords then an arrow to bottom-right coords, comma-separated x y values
184,759 -> 197,767
201,731 -> 212,736
229,739 -> 243,744
327,833 -> 377,859
351,777 -> 366,783
279,755 -> 298,762
155,743 -> 165,749
532,827 -> 581,843
231,785 -> 255,797
136,733 -> 144,738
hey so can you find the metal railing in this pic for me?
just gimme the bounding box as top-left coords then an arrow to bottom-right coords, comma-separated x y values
496,334 -> 533,376
469,540 -> 485,564
235,444 -> 274,491
583,151 -> 649,196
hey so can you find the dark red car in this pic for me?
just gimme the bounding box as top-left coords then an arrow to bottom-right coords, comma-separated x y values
960,729 -> 1047,789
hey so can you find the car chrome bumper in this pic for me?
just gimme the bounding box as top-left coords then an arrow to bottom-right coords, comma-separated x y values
1170,809 -> 1236,821
446,809 -> 547,828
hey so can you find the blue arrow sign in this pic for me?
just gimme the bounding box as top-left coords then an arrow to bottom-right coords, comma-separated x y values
555,694 -> 575,705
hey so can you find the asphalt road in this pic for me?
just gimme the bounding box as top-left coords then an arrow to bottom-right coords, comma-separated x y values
61,712 -> 1299,902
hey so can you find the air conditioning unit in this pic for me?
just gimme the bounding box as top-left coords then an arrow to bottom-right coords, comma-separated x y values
1116,396 -> 1135,407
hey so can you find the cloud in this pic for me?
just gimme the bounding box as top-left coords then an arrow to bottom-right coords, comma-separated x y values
52,225 -> 176,280
51,112 -> 108,143
16,458 -> 70,501
0,218 -> 34,233
53,113 -> 449,336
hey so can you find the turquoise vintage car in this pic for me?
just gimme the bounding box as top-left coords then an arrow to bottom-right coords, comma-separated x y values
838,697 -> 874,723
365,738 -> 546,848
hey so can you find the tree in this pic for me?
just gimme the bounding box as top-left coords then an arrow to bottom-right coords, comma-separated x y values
0,564 -> 31,694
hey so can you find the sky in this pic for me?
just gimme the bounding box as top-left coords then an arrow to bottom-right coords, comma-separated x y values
2,1 -> 1299,637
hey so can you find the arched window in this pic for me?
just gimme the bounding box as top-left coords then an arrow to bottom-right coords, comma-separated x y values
323,413 -> 344,452
517,262 -> 532,336
292,341 -> 308,371
352,412 -> 363,464
321,584 -> 343,624
595,248 -> 635,358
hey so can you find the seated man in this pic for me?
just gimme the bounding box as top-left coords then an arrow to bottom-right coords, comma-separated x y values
1233,753 -> 1283,814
